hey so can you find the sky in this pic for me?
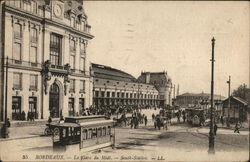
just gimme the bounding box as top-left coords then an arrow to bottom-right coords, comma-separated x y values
84,1 -> 249,97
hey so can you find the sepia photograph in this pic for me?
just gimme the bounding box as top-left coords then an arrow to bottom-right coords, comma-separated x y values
0,0 -> 249,161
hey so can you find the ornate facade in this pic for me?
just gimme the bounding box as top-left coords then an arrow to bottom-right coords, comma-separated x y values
137,72 -> 173,107
0,0 -> 94,121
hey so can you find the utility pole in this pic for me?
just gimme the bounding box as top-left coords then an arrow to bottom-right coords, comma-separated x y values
208,37 -> 215,154
173,84 -> 176,99
227,76 -> 231,127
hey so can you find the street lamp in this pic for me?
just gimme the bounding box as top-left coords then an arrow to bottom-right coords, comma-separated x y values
226,76 -> 231,127
208,37 -> 215,154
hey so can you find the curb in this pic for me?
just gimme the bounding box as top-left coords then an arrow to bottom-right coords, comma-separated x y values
0,134 -> 43,142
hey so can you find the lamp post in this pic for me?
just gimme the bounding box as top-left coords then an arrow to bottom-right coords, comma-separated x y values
226,76 -> 231,127
208,37 -> 215,154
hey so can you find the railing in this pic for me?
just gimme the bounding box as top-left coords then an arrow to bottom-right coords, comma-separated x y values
6,58 -> 41,68
50,64 -> 66,70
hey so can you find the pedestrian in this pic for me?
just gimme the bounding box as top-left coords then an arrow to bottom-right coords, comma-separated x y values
182,111 -> 186,123
48,116 -> 52,124
220,116 -> 224,126
144,116 -> 148,126
31,112 -> 35,121
152,113 -> 155,121
214,124 -> 218,136
234,121 -> 240,133
21,111 -> 26,121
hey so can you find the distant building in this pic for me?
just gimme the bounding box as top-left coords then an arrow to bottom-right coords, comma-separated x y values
222,96 -> 248,122
0,0 -> 94,121
176,92 -> 225,108
91,64 -> 161,108
137,71 -> 172,107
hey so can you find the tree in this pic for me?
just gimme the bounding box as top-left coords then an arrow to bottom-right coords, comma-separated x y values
232,84 -> 250,103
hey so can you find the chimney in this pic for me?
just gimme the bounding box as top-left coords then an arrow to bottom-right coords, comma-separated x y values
146,72 -> 150,84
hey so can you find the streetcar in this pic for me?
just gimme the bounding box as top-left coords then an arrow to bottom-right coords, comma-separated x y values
185,108 -> 205,127
50,115 -> 115,152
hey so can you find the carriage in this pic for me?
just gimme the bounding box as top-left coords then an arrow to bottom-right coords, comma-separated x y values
49,115 -> 115,152
185,108 -> 205,126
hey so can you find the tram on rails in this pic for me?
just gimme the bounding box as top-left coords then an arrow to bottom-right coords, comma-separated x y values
49,115 -> 115,152
185,108 -> 205,127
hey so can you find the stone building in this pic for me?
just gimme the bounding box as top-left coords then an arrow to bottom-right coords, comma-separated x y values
176,92 -> 225,108
137,72 -> 172,107
92,64 -> 161,109
0,0 -> 94,121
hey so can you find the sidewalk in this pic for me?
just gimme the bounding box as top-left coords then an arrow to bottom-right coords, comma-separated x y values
0,120 -> 61,142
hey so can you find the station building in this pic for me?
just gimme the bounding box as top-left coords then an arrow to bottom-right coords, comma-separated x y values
92,64 -> 173,108
0,0 -> 94,121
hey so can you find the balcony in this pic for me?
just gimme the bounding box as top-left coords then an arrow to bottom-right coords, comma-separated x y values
6,58 -> 41,69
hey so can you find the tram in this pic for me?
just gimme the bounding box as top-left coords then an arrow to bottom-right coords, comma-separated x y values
185,108 -> 204,127
50,115 -> 115,152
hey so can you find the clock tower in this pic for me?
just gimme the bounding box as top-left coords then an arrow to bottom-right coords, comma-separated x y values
52,1 -> 64,20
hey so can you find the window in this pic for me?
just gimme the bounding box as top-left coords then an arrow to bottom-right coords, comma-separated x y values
23,1 -> 31,12
79,57 -> 85,71
101,91 -> 105,97
14,0 -> 21,8
50,33 -> 62,65
107,92 -> 110,98
92,128 -> 97,138
68,98 -> 75,116
30,74 -> 38,90
112,92 -> 115,97
30,28 -> 37,43
79,80 -> 85,93
97,128 -> 101,137
70,39 -> 76,52
79,98 -> 84,114
13,73 -> 22,89
14,23 -> 22,39
70,55 -> 75,69
30,46 -> 37,63
117,92 -> 120,98
69,79 -> 75,92
88,129 -> 92,139
95,91 -> 99,97
13,42 -> 21,61
102,127 -> 106,136
82,129 -> 87,140
80,42 -> 85,55
31,1 -> 37,14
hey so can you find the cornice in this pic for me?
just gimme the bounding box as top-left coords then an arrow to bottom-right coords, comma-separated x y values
5,5 -> 94,40
43,18 -> 94,39
5,5 -> 43,23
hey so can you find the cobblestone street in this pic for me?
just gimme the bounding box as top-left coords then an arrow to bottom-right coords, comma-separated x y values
0,111 -> 248,161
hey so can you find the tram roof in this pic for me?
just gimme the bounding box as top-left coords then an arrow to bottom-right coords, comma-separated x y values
50,119 -> 115,128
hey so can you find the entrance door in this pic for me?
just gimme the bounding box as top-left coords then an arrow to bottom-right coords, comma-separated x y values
49,83 -> 60,118
29,97 -> 38,119
12,96 -> 21,120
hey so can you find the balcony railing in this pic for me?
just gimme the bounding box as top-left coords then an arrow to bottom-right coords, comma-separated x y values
6,58 -> 41,68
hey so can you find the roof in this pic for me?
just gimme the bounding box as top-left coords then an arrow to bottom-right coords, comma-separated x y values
223,96 -> 248,106
92,63 -> 136,82
178,92 -> 226,100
